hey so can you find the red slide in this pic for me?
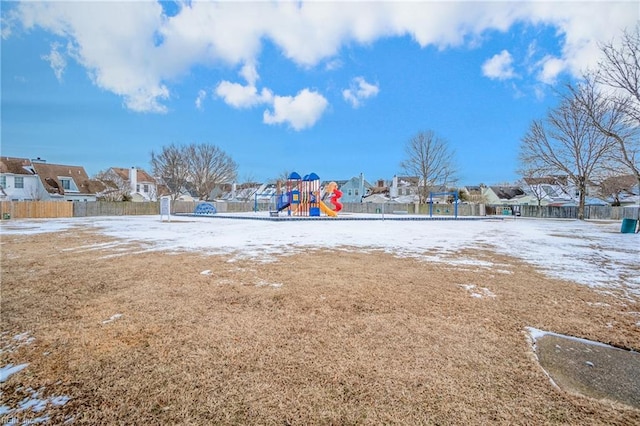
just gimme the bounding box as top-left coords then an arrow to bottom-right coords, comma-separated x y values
330,188 -> 343,212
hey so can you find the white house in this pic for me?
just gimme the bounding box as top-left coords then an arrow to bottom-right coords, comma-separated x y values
482,186 -> 536,206
100,167 -> 159,201
0,157 -> 99,201
521,176 -> 576,206
0,157 -> 41,200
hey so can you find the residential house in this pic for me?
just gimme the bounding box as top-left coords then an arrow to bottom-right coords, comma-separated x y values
0,157 -> 41,200
253,183 -> 278,202
339,173 -> 373,203
482,186 -> 535,206
0,157 -> 99,201
391,176 -> 420,199
362,185 -> 390,203
210,183 -> 232,200
100,167 -> 159,201
522,176 -> 575,206
32,160 -> 101,201
391,176 -> 453,203
522,176 -> 608,206
460,186 -> 486,204
363,176 -> 455,204
218,182 -> 260,202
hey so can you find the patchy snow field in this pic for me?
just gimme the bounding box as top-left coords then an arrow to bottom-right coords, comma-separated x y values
1,214 -> 639,422
2,214 -> 638,297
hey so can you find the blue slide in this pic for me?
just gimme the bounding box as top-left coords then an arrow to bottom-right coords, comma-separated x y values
276,193 -> 291,212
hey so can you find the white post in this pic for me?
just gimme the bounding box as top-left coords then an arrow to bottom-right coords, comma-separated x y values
160,196 -> 171,222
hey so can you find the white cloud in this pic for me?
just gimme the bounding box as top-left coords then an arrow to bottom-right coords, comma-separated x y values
537,56 -> 566,85
215,81 -> 273,109
5,1 -> 638,113
342,77 -> 379,108
195,89 -> 207,110
41,42 -> 66,82
216,65 -> 325,130
240,63 -> 259,86
263,89 -> 328,131
482,50 -> 516,81
13,1 -> 171,113
324,58 -> 342,71
215,62 -> 273,109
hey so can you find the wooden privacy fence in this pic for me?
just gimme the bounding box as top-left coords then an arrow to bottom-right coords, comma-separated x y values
0,201 -> 74,219
1,200 -> 638,220
73,201 -> 161,217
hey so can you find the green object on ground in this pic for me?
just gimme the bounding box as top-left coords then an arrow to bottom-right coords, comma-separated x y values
620,218 -> 637,233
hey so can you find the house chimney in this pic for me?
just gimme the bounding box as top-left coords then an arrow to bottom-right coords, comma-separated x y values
129,167 -> 137,194
231,182 -> 237,200
390,175 -> 398,198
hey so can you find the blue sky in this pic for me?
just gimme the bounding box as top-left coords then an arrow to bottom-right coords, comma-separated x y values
1,1 -> 637,185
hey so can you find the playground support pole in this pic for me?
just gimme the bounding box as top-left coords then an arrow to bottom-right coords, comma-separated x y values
429,191 -> 458,218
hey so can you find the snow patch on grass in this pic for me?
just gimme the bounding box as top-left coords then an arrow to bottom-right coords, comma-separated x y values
0,363 -> 29,383
102,313 -> 123,324
1,386 -> 71,424
459,284 -> 496,299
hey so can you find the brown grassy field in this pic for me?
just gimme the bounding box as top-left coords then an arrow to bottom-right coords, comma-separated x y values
1,228 -> 639,424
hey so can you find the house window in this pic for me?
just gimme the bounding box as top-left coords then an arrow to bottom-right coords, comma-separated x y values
355,189 -> 359,196
143,184 -> 149,193
58,177 -> 79,192
0,176 -> 5,188
136,184 -> 140,192
348,189 -> 352,196
15,177 -> 24,189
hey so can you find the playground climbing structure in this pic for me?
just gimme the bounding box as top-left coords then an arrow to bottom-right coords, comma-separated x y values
275,172 -> 342,217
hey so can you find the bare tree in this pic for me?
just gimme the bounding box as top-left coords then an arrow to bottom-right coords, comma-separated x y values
270,170 -> 292,184
240,172 -> 257,185
151,144 -> 190,201
186,143 -> 237,200
571,25 -> 640,219
400,130 -> 457,203
519,94 -> 614,219
93,169 -> 131,201
517,173 -> 547,207
596,24 -> 640,126
599,173 -> 637,206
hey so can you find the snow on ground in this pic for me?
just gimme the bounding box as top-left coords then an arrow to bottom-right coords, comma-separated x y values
459,284 -> 497,299
0,363 -> 29,383
2,214 -> 638,297
0,214 -> 638,421
0,332 -> 72,423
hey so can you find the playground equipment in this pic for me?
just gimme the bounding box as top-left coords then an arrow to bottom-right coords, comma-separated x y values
274,172 -> 342,217
194,202 -> 217,215
324,182 -> 343,213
